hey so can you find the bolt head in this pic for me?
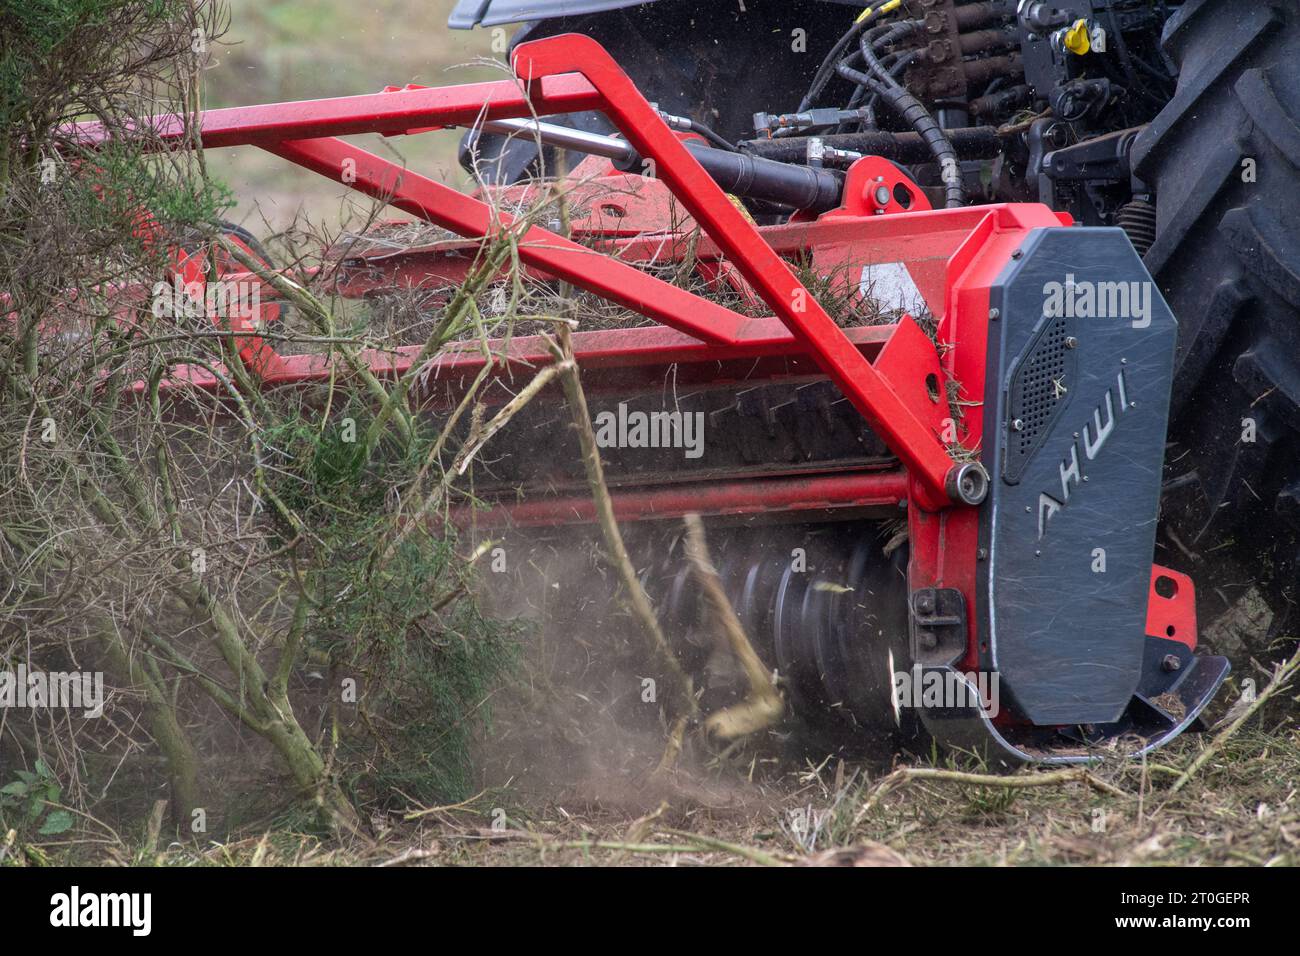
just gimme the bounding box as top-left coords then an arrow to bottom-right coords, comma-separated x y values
1161,654 -> 1182,672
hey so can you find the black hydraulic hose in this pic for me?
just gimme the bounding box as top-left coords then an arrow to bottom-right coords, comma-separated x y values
837,62 -> 965,207
839,35 -> 965,207
826,22 -> 921,133
836,21 -> 919,80
839,49 -> 916,133
863,49 -> 923,120
739,126 -> 1002,165
686,120 -> 738,152
798,10 -> 897,111
862,20 -> 923,58
613,141 -> 845,213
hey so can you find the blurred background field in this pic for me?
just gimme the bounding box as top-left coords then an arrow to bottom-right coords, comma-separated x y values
204,0 -> 507,228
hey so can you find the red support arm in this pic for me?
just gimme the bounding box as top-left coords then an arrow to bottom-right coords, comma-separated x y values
263,137 -> 751,345
456,470 -> 911,528
68,34 -> 964,508
68,75 -> 603,149
512,35 -> 959,509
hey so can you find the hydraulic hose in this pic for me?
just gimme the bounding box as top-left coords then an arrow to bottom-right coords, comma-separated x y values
477,117 -> 845,213
837,33 -> 966,207
798,1 -> 904,111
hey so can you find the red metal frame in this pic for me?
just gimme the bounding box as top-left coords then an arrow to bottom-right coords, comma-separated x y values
146,319 -> 896,398
68,35 -> 1063,632
72,34 -> 965,509
826,155 -> 934,218
264,137 -> 752,346
513,36 -> 958,509
455,470 -> 910,528
71,74 -> 605,148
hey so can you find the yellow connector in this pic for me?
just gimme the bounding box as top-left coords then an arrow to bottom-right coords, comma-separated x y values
1064,18 -> 1092,55
856,0 -> 901,24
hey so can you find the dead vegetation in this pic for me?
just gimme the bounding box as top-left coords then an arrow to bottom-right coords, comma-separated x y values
50,704 -> 1297,867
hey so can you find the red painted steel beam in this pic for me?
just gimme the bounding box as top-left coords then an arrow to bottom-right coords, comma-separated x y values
456,470 -> 911,528
67,75 -> 602,150
75,35 -> 998,511
512,35 -> 958,509
262,136 -> 751,346
147,319 -> 895,401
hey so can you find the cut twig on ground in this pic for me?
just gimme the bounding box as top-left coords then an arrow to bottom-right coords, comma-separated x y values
854,765 -> 1128,825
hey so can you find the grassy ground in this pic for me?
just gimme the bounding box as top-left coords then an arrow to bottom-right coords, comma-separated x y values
59,717 -> 1298,867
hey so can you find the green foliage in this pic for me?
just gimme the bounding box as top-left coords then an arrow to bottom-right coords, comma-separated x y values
339,555 -> 521,805
262,401 -> 519,805
0,0 -> 186,129
0,760 -> 73,836
0,0 -> 514,838
36,142 -> 235,261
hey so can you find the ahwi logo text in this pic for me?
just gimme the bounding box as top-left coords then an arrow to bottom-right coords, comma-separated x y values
1037,366 -> 1130,539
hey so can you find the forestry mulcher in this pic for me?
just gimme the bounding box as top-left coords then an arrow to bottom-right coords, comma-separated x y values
97,0 -> 1300,762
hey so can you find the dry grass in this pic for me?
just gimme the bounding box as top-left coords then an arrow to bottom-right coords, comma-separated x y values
58,712 -> 1296,867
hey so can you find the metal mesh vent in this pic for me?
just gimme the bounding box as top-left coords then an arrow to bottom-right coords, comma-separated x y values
1003,314 -> 1076,483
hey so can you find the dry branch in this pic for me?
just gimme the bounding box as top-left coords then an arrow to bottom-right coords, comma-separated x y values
545,325 -> 699,726
682,513 -> 783,739
380,359 -> 572,567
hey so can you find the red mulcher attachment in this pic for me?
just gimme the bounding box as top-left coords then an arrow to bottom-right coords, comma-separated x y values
83,35 -> 1228,764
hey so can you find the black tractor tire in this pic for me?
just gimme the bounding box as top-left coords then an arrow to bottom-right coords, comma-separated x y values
1131,0 -> 1300,653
